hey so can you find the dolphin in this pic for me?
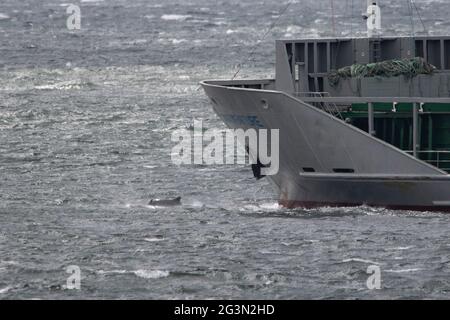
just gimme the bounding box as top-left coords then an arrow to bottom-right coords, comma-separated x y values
149,197 -> 182,207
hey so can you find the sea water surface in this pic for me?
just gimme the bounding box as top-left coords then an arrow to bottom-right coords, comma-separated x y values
0,0 -> 449,299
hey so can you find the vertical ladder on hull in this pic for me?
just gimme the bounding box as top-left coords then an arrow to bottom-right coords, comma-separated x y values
371,39 -> 382,62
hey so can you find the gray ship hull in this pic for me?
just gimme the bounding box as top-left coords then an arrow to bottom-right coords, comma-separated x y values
201,80 -> 450,213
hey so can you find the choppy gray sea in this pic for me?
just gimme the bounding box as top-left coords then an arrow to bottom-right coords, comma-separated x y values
0,0 -> 449,299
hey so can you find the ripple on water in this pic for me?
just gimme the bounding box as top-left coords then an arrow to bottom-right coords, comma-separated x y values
144,237 -> 165,243
342,258 -> 382,265
134,270 -> 170,279
96,269 -> 170,280
384,269 -> 423,273
0,286 -> 12,295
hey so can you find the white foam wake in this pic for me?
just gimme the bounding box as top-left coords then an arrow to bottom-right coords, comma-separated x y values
34,80 -> 93,91
97,269 -> 170,279
144,237 -> 165,242
385,268 -> 422,273
0,286 -> 12,294
342,258 -> 381,265
134,270 -> 170,279
161,14 -> 191,21
386,246 -> 415,251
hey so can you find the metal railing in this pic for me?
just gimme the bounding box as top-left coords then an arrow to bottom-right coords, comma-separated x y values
405,150 -> 450,171
298,96 -> 450,104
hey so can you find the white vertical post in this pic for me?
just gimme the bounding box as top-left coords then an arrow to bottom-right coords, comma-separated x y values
413,102 -> 419,157
368,102 -> 375,136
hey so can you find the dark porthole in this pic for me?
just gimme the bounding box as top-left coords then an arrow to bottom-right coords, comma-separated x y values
333,168 -> 355,173
303,167 -> 316,173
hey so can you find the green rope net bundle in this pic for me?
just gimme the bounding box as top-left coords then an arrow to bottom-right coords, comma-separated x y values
328,57 -> 436,87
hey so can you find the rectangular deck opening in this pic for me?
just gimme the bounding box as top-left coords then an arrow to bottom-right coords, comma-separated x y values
333,168 -> 356,173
